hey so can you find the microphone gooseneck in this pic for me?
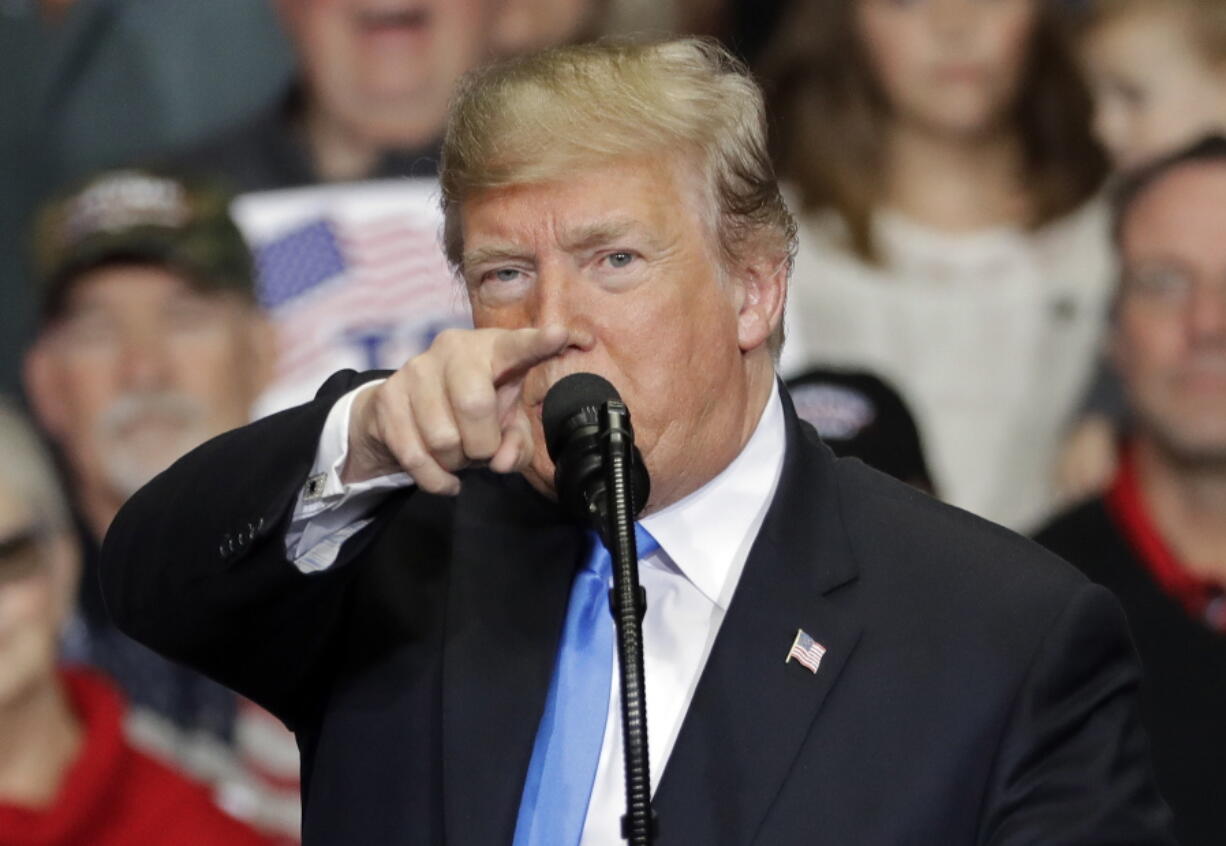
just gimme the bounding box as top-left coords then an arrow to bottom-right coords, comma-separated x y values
540,372 -> 657,845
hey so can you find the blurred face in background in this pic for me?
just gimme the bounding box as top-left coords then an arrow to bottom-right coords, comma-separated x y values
26,265 -> 271,517
276,0 -> 505,147
1114,162 -> 1226,466
1081,7 -> 1226,171
855,0 -> 1037,138
0,485 -> 76,710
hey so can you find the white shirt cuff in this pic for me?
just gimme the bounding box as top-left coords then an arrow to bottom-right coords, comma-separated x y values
285,379 -> 414,573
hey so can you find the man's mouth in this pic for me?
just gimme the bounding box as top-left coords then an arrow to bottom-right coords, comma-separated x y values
355,4 -> 430,37
524,362 -> 597,411
111,416 -> 190,444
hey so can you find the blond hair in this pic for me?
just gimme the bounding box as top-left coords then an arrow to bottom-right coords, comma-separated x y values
439,37 -> 797,278
1073,0 -> 1226,64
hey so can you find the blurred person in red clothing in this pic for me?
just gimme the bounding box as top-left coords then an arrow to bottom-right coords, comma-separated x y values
0,398 -> 273,846
1036,136 -> 1226,846
22,170 -> 300,838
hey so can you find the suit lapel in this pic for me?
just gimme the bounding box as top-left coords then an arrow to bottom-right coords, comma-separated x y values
441,473 -> 583,846
653,394 -> 864,845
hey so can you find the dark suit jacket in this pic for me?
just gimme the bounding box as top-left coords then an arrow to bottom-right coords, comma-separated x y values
101,371 -> 1174,845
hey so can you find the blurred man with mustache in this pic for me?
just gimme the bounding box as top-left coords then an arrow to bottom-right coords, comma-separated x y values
22,169 -> 275,802
1037,136 -> 1226,846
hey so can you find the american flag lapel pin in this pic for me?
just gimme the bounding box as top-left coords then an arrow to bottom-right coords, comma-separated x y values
785,628 -> 827,674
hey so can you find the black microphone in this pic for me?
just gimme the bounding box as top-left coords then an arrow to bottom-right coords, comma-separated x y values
542,373 -> 659,844
542,372 -> 651,533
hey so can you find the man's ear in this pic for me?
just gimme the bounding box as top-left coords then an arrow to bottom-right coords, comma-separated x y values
241,310 -> 278,404
733,247 -> 789,354
23,341 -> 70,438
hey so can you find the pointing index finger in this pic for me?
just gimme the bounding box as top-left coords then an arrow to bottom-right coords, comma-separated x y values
490,325 -> 571,383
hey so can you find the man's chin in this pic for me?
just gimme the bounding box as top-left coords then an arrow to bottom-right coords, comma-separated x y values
1146,423 -> 1226,470
102,461 -> 168,500
99,432 -> 205,499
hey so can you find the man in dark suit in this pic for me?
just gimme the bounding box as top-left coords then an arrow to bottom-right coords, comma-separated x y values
101,39 -> 1174,844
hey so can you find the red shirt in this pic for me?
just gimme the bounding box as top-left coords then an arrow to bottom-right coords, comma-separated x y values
0,669 -> 277,846
1106,444 -> 1226,632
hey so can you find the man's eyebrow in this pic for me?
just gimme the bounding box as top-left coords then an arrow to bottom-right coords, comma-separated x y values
559,219 -> 649,252
461,245 -> 535,270
461,218 -> 661,270
0,526 -> 41,557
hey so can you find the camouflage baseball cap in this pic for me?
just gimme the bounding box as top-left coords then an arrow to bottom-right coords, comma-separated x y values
33,169 -> 255,322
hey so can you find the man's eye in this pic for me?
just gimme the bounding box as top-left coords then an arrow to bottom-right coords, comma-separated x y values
58,314 -> 117,345
1106,79 -> 1146,109
166,300 -> 220,330
605,251 -> 635,269
0,530 -> 44,585
1126,267 -> 1192,301
474,266 -> 532,304
489,268 -> 522,283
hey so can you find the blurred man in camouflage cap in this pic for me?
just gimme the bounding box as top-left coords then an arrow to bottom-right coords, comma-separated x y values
26,169 -> 272,544
21,169 -> 277,807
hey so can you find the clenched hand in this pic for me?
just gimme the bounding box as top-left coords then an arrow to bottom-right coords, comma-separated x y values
342,326 -> 573,494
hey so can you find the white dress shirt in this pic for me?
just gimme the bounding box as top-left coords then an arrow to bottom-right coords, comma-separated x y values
286,380 -> 787,844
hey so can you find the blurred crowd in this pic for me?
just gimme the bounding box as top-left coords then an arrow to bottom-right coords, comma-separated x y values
1,0 -> 1224,843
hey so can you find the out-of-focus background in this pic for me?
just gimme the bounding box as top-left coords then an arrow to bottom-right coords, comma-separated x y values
2,0 -> 1225,844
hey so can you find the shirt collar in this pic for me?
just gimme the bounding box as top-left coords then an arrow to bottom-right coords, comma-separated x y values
639,380 -> 787,610
1106,440 -> 1226,631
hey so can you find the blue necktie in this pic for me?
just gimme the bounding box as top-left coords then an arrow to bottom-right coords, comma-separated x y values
513,524 -> 660,846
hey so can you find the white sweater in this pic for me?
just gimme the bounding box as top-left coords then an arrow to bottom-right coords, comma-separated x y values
781,201 -> 1113,531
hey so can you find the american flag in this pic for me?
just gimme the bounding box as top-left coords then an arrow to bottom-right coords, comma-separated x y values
786,629 -> 827,674
253,213 -> 470,386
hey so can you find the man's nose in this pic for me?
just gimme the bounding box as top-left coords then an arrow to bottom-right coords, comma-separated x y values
117,326 -> 171,390
531,261 -> 581,329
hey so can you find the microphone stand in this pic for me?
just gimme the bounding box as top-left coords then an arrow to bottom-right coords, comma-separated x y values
598,400 -> 656,846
